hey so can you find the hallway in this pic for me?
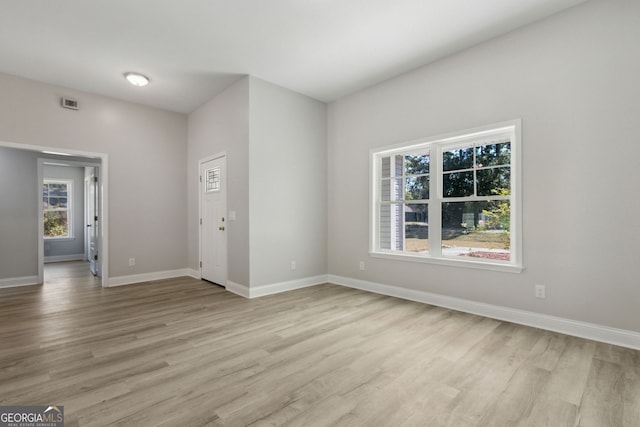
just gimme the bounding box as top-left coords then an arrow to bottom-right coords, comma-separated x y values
44,260 -> 100,289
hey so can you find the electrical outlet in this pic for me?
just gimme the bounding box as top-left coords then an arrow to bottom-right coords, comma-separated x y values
129,258 -> 135,267
359,261 -> 365,271
535,284 -> 546,299
290,261 -> 296,270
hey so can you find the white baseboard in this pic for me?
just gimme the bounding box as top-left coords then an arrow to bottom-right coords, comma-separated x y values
187,269 -> 200,280
0,276 -> 40,288
44,254 -> 85,263
249,275 -> 328,298
328,275 -> 640,351
225,280 -> 250,298
107,269 -> 193,287
225,274 -> 328,299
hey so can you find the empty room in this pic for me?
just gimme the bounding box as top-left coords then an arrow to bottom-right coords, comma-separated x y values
0,0 -> 639,425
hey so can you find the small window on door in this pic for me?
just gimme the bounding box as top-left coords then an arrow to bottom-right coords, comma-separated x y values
205,167 -> 221,193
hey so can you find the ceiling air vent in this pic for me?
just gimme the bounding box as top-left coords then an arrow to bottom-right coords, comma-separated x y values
61,97 -> 79,110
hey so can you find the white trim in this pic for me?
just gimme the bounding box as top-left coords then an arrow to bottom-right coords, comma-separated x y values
0,276 -> 40,288
371,120 -> 520,157
248,275 -> 328,298
187,268 -> 201,279
328,274 -> 640,351
38,157 -> 108,286
225,280 -> 250,298
44,254 -> 85,263
369,252 -> 523,273
225,275 -> 329,299
107,269 -> 192,287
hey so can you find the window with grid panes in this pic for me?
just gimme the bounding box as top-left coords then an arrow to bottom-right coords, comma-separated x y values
371,120 -> 522,272
43,180 -> 72,238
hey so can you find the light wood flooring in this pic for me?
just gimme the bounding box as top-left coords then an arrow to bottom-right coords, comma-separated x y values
0,261 -> 638,426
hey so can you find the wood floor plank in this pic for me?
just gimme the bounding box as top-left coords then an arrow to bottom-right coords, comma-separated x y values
0,261 -> 638,426
541,337 -> 597,406
575,358 -> 626,427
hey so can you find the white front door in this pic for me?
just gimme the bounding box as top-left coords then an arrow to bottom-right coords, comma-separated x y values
200,156 -> 227,285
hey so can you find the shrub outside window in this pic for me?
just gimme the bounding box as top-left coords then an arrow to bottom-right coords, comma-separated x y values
371,120 -> 522,272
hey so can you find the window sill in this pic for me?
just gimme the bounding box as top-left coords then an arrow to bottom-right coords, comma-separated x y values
369,251 -> 523,274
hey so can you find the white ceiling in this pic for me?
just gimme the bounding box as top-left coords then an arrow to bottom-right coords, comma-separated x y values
0,0 -> 589,114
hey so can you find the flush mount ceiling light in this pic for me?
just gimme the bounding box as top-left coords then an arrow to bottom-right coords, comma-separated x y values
124,72 -> 149,87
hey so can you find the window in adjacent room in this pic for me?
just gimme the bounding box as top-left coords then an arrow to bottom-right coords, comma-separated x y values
371,120 -> 522,272
43,179 -> 72,239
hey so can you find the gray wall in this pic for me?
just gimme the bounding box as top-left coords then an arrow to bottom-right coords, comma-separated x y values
188,77 -> 251,286
43,164 -> 85,260
187,76 -> 328,289
0,73 -> 188,279
0,147 -> 38,279
249,77 -> 327,287
327,0 -> 640,332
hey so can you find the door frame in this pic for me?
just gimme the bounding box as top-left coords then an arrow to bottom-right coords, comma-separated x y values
0,140 -> 109,287
198,152 -> 228,283
84,172 -> 92,261
38,157 -> 106,285
84,166 -> 100,275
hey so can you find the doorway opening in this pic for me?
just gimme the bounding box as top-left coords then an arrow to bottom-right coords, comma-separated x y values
40,158 -> 102,284
0,140 -> 109,288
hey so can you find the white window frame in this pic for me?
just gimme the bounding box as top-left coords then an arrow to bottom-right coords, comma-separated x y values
43,179 -> 73,240
370,119 -> 522,273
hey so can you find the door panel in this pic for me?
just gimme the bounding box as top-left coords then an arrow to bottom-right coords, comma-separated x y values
200,156 -> 227,285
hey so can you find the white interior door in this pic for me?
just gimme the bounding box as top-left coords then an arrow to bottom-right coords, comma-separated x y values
87,168 -> 100,276
200,156 -> 227,285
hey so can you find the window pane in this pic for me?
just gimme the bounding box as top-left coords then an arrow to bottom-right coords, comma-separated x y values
49,184 -> 67,197
393,155 -> 403,177
405,154 -> 429,175
443,147 -> 474,172
205,167 -> 220,193
443,171 -> 474,197
441,201 -> 510,261
382,155 -> 403,178
380,203 -> 403,251
48,197 -> 67,208
381,178 -> 403,201
405,176 -> 429,200
404,203 -> 428,253
381,179 -> 390,201
43,185 -> 49,198
381,157 -> 391,178
380,204 -> 391,249
44,211 -> 69,237
477,167 -> 510,196
475,142 -> 510,167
